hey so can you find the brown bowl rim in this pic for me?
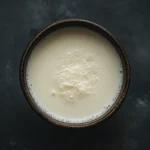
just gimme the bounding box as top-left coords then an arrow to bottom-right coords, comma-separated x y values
20,19 -> 130,128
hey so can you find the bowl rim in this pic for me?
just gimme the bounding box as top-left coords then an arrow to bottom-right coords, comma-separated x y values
20,19 -> 131,128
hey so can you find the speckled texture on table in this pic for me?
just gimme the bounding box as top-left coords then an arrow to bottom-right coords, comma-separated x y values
0,0 -> 150,149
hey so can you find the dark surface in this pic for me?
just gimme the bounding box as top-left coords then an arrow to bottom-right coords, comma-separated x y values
0,0 -> 149,149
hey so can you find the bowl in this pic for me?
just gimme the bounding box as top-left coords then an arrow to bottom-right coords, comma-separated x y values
20,19 -> 130,128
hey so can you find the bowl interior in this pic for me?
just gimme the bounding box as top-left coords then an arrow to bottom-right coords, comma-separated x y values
20,19 -> 130,128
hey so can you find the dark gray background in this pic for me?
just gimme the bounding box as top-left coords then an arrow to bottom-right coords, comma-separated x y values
0,0 -> 150,149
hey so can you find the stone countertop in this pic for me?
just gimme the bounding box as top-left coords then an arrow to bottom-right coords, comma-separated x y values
0,0 -> 150,149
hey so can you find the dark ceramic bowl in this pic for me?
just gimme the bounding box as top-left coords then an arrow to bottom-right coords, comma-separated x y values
20,19 -> 130,128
